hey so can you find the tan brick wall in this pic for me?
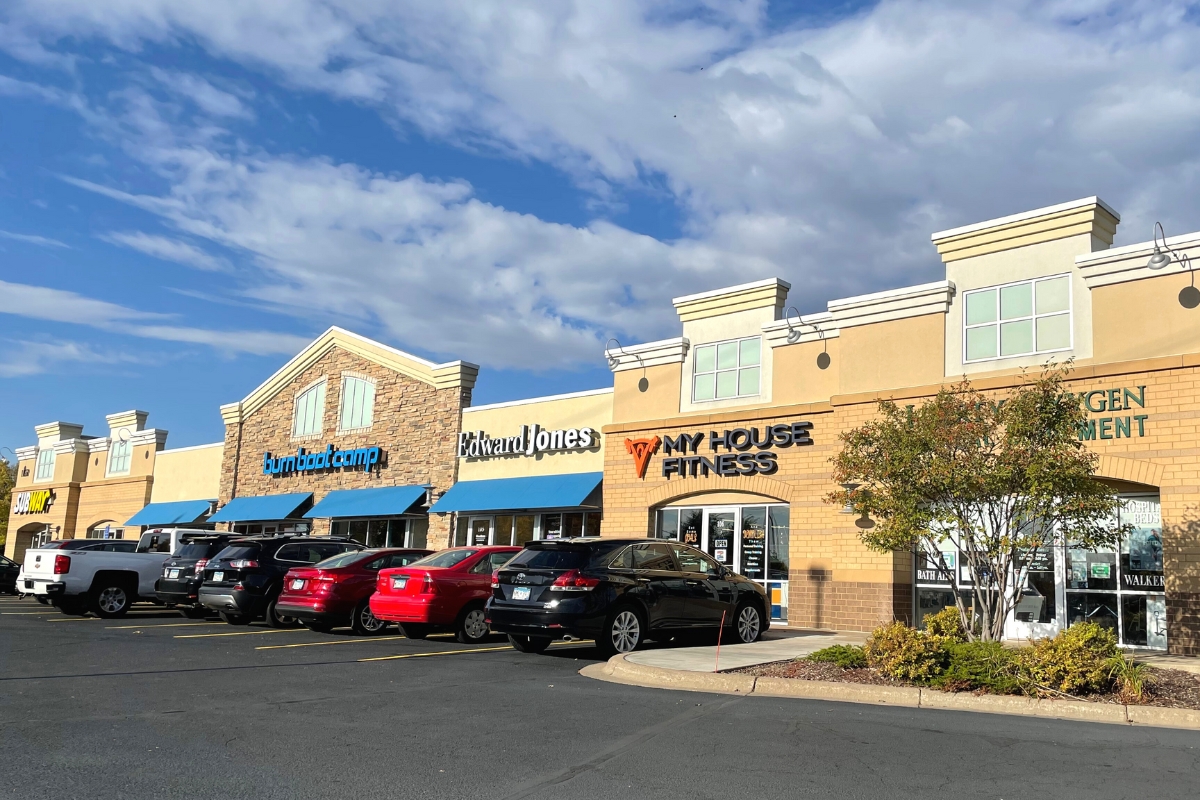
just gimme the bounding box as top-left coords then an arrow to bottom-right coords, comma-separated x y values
219,346 -> 469,549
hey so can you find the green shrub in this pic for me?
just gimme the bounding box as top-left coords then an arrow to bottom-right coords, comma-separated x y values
922,606 -> 968,643
1107,654 -> 1152,703
1018,622 -> 1119,695
806,644 -> 868,669
931,641 -> 1022,694
864,622 -> 948,682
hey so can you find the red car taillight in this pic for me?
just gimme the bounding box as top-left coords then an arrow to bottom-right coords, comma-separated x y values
491,570 -> 500,589
53,555 -> 71,575
420,574 -> 437,595
550,570 -> 600,592
229,559 -> 258,569
194,558 -> 209,577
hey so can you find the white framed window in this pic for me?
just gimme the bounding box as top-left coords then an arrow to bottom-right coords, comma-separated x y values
292,379 -> 327,438
692,336 -> 761,402
34,448 -> 56,482
338,374 -> 376,433
107,439 -> 131,476
963,275 -> 1072,363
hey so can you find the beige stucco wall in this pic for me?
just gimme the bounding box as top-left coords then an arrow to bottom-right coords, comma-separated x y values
837,314 -> 945,396
679,306 -> 777,414
1092,274 -> 1200,364
613,363 -> 682,424
458,389 -> 612,481
151,444 -> 223,503
772,338 -> 840,406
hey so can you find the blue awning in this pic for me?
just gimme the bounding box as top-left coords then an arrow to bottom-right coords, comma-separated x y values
208,492 -> 313,523
125,499 -> 216,527
303,486 -> 428,519
429,473 -> 602,514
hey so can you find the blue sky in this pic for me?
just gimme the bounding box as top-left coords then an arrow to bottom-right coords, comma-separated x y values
2,0 -> 1200,454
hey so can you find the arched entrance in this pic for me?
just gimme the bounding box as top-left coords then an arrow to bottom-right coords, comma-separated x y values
85,520 -> 124,540
11,522 -> 54,564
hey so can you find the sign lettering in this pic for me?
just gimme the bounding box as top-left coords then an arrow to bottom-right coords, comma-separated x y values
654,422 -> 813,479
458,425 -> 597,459
263,445 -> 382,476
13,489 -> 55,515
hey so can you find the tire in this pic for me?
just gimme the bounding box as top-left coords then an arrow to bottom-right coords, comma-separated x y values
303,620 -> 335,633
399,623 -> 429,639
597,606 -> 645,658
352,599 -> 388,636
455,604 -> 490,644
733,601 -> 763,644
219,611 -> 253,626
57,597 -> 89,616
91,582 -> 133,619
507,634 -> 552,654
265,597 -> 301,629
36,595 -> 50,606
181,606 -> 209,620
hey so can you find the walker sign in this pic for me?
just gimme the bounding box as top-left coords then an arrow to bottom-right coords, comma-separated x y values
13,489 -> 54,515
263,445 -> 383,476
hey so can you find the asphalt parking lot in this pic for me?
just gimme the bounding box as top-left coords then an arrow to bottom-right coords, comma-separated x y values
2,595 -> 1198,800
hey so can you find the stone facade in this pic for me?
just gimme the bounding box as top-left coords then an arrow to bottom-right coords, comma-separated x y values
219,345 -> 471,549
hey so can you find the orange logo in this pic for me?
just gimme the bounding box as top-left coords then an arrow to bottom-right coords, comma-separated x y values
625,436 -> 661,479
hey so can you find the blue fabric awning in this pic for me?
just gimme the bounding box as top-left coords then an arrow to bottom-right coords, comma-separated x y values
208,492 -> 313,523
125,499 -> 216,527
303,486 -> 428,519
429,473 -> 602,514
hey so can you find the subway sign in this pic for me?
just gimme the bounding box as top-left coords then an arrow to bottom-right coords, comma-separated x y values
263,445 -> 383,476
13,489 -> 55,515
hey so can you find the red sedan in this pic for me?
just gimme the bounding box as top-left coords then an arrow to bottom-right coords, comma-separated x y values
276,548 -> 431,635
371,546 -> 520,644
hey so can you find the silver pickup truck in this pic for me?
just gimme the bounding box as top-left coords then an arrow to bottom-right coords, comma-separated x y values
22,529 -> 204,617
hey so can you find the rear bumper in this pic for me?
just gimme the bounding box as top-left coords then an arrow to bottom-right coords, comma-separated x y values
485,601 -> 604,639
275,597 -> 354,626
155,578 -> 202,606
198,586 -> 266,616
23,579 -> 63,597
369,594 -> 455,624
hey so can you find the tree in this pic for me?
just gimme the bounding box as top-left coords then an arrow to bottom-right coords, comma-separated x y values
828,365 -> 1126,642
0,456 -> 14,550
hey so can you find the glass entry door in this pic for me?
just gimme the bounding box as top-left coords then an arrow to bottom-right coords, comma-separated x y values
469,517 -> 492,547
705,509 -> 736,568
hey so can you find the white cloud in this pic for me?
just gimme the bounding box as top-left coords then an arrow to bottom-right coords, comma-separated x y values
100,231 -> 228,271
0,338 -> 140,377
0,229 -> 68,248
0,280 -> 309,356
149,67 -> 253,119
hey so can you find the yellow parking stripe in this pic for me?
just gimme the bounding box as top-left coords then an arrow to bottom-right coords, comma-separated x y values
107,622 -> 222,629
357,640 -> 592,662
2,612 -> 57,615
256,635 -> 408,651
47,617 -> 103,622
175,628 -> 299,639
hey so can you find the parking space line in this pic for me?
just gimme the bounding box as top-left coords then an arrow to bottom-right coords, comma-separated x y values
358,640 -> 594,663
107,622 -> 223,629
46,617 -> 103,622
256,635 -> 408,650
2,612 -> 58,615
174,629 -> 301,639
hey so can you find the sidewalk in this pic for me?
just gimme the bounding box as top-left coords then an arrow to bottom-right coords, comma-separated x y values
627,629 -> 867,673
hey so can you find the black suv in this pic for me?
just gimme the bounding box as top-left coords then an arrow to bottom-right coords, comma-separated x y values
199,535 -> 362,626
155,534 -> 239,618
487,538 -> 770,657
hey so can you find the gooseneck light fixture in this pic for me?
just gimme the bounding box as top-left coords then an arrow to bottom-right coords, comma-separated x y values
1146,222 -> 1200,309
784,306 -> 832,369
605,338 -> 649,392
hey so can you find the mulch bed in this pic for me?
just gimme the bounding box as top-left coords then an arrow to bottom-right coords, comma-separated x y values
731,659 -> 1200,709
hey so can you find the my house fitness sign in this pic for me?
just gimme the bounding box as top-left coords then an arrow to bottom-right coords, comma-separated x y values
627,422 -> 814,480
262,444 -> 383,477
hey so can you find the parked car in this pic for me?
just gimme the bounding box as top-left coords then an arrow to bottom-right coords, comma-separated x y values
371,546 -> 521,644
0,555 -> 19,595
155,533 -> 240,618
275,548 -> 432,634
487,538 -> 770,657
20,533 -> 184,618
199,535 -> 362,627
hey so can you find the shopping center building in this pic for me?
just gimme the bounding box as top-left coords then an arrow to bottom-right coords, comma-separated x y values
7,195 -> 1198,654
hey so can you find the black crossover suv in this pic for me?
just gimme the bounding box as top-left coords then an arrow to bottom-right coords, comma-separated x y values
155,533 -> 239,618
486,538 -> 770,657
199,535 -> 362,627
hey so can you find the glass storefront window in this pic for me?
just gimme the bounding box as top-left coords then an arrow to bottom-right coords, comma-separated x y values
366,519 -> 388,548
564,512 -> 585,538
514,515 -> 535,546
584,513 -> 601,537
542,513 -> 562,540
454,517 -> 469,547
679,509 -> 703,548
1067,592 -> 1119,634
768,506 -> 789,581
409,517 -> 428,549
494,515 -> 514,546
1067,547 -> 1117,591
739,506 -> 766,580
656,509 -> 679,540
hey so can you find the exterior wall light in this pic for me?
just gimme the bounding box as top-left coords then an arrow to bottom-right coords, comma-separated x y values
1146,222 -> 1200,309
784,307 -> 832,369
838,482 -> 861,514
605,338 -> 649,391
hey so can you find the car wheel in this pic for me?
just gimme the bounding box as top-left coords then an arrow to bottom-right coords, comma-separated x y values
399,623 -> 429,639
303,620 -> 335,633
35,595 -> 50,606
455,605 -> 490,644
91,582 -> 133,619
597,606 -> 644,658
265,598 -> 300,629
57,598 -> 89,616
507,634 -> 552,654
219,611 -> 253,626
352,599 -> 388,636
734,601 -> 763,644
180,606 -> 209,620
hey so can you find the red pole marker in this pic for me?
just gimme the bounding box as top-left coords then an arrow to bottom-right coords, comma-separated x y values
714,610 -> 726,672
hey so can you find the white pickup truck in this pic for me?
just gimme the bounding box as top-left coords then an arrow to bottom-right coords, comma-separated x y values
22,528 -> 201,618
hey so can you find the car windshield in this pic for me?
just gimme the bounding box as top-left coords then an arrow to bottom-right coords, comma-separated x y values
212,545 -> 260,561
314,551 -> 371,569
505,547 -> 590,570
407,549 -> 478,569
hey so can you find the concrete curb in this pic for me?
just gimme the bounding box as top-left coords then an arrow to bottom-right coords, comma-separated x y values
580,655 -> 1200,731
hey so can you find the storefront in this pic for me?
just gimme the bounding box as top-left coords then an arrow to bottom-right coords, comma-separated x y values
306,486 -> 430,548
600,196 -> 1200,653
428,388 -> 611,546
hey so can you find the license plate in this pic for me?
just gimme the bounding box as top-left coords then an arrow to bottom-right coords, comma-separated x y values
512,587 -> 531,601
392,577 -> 407,590
167,569 -> 181,579
212,571 -> 224,582
290,579 -> 305,590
